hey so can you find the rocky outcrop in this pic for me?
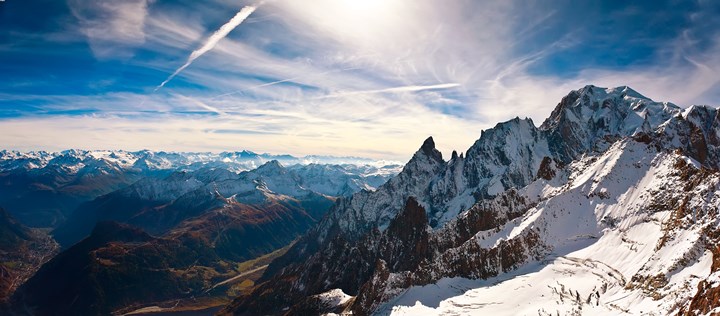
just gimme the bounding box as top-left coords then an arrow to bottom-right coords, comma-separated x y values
222,197 -> 432,315
536,156 -> 556,180
377,197 -> 430,272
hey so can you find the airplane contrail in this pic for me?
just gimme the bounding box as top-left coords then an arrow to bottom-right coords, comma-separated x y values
175,94 -> 227,116
213,77 -> 301,99
319,83 -> 461,99
155,4 -> 259,92
212,67 -> 360,99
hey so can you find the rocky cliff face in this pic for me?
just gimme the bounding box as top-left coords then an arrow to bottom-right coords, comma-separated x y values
222,85 -> 720,315
382,139 -> 719,315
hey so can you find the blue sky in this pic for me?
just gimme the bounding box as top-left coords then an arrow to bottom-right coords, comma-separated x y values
0,0 -> 718,160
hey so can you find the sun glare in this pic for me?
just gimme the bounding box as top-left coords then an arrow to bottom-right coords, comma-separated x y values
284,0 -> 407,45
338,0 -> 387,13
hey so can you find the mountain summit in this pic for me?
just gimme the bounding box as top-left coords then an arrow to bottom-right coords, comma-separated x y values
222,86 -> 720,315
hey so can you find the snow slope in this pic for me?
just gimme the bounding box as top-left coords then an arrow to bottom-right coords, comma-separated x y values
383,139 -> 720,315
218,85 -> 719,316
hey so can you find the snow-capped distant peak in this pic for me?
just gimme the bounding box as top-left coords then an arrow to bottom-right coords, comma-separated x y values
0,149 -> 402,173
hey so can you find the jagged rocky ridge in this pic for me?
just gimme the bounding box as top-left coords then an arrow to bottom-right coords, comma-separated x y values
222,85 -> 720,315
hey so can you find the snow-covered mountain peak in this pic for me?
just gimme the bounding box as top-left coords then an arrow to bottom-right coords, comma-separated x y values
578,84 -> 648,100
222,86 -> 720,315
539,85 -> 681,164
59,149 -> 85,157
475,116 -> 537,143
254,160 -> 286,175
543,85 -> 679,126
683,104 -> 719,128
304,86 -> 687,247
415,136 -> 443,163
48,152 -> 84,164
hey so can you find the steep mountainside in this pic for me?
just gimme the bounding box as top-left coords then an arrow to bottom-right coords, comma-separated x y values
0,208 -> 57,304
222,85 -> 720,315
379,137 -> 719,315
9,160 -> 396,315
13,196 -> 320,316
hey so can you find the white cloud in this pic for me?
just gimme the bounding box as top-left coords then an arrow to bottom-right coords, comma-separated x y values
320,83 -> 461,99
6,0 -> 719,160
68,0 -> 153,58
0,90 -> 482,160
174,94 -> 227,116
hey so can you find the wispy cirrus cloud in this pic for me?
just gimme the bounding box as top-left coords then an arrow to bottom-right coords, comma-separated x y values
1,0 -> 718,160
319,83 -> 461,99
67,0 -> 153,59
0,90 -> 481,159
174,94 -> 227,116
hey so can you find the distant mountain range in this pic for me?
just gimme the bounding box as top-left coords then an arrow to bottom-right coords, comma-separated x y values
0,149 -> 398,174
0,149 -> 400,228
52,160 -> 400,249
0,150 -> 401,314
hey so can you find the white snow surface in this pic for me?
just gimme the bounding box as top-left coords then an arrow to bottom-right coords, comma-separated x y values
379,139 -> 720,315
312,85 -> 685,245
314,288 -> 352,314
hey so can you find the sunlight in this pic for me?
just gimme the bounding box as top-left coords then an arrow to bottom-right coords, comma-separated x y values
337,0 -> 387,14
280,0 -> 408,46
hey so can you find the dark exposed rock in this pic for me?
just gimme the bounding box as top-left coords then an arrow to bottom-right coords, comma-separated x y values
420,136 -> 443,162
378,197 -> 430,272
679,227 -> 720,316
350,259 -> 391,316
689,124 -> 709,164
222,197 -> 432,315
224,188 -> 537,315
536,156 -> 556,180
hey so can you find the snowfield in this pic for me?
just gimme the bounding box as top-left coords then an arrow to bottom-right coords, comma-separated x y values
217,86 -> 720,316
382,139 -> 720,315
